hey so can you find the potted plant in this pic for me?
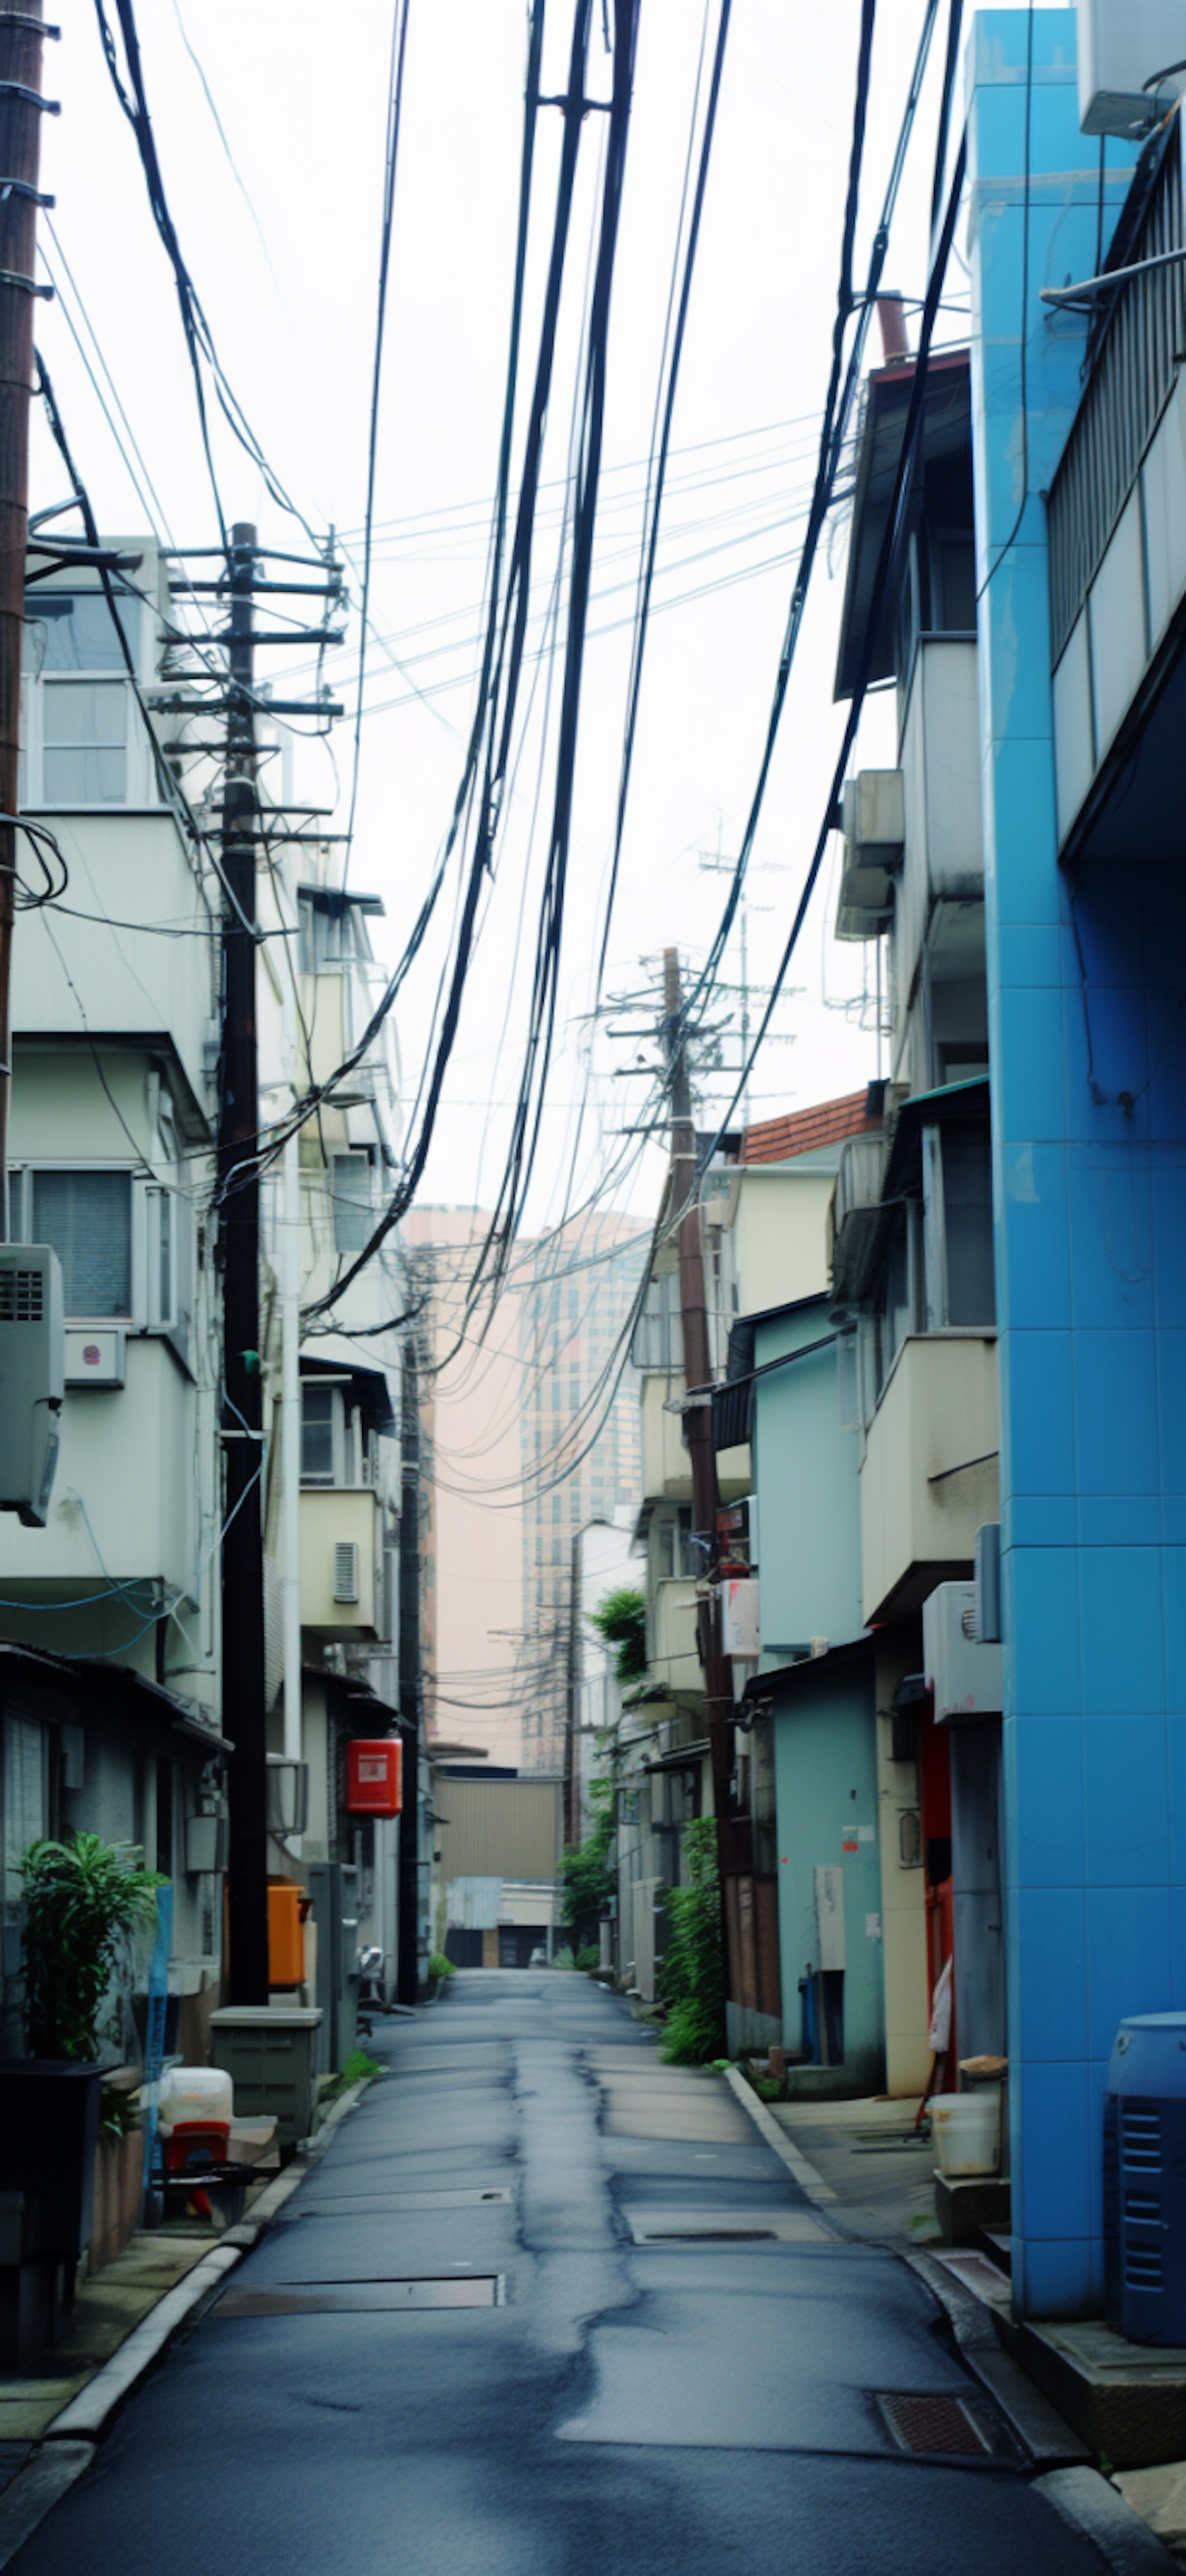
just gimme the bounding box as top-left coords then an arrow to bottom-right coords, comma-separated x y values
0,1833 -> 164,2290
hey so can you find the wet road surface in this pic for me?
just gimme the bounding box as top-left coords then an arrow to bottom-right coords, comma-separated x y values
13,1973 -> 1128,2574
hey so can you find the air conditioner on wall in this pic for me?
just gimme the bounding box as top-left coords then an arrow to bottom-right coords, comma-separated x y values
0,1246 -> 63,1527
923,1581 -> 1003,1724
1076,0 -> 1186,136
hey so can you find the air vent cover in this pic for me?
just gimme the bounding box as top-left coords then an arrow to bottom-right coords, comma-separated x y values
0,1268 -> 43,1322
333,1539 -> 360,1603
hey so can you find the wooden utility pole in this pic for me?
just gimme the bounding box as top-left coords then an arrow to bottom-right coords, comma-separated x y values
661,949 -> 742,1988
220,522 -> 270,2004
0,1 -> 50,1233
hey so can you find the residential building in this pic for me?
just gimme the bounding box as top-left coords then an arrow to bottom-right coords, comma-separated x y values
965,4 -> 1180,2318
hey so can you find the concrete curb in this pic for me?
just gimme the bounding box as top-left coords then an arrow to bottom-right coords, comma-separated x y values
721,2066 -> 838,2206
903,2248 -> 1092,2470
0,2442 -> 95,2573
1036,2467 -> 1182,2573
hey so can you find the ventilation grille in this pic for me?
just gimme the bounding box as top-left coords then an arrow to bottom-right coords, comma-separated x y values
1122,2106 -> 1161,2171
0,1267 -> 43,1322
1124,2242 -> 1164,2291
877,2392 -> 992,2457
333,1540 -> 360,1604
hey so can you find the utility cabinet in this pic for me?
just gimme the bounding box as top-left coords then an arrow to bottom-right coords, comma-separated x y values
1105,2012 -> 1186,2344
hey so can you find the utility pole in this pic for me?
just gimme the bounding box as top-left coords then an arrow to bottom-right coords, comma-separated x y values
220,522 -> 270,2005
397,1334 -> 424,2003
661,948 -> 742,1991
0,0 -> 50,1230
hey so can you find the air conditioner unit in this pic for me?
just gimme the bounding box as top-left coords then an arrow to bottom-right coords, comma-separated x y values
0,1246 -> 63,1527
65,1329 -> 126,1389
836,770 -> 905,941
333,1540 -> 360,1604
1076,0 -> 1186,135
923,1581 -> 1003,1724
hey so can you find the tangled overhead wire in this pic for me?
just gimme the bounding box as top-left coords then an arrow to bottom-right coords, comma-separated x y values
0,814 -> 69,910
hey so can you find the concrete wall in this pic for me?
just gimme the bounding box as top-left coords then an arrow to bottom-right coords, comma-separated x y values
895,641 -> 984,1015
640,1372 -> 692,1503
772,1659 -> 884,2089
730,1168 -> 837,1318
753,1299 -> 863,1661
859,1332 -> 999,1622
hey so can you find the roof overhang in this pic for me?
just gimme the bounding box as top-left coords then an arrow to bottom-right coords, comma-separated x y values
834,351 -> 972,701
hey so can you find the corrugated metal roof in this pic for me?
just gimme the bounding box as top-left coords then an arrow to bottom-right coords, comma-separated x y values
437,1778 -> 562,1884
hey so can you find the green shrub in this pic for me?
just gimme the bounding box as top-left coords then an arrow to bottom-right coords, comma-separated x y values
552,1944 -> 576,1971
21,1831 -> 165,2063
428,1952 -> 455,1978
658,1816 -> 725,2065
588,1586 -> 648,1685
560,1775 -> 616,1944
576,1944 -> 601,1973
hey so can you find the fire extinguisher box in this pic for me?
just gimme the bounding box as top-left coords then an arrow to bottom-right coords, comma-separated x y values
346,1737 -> 402,1817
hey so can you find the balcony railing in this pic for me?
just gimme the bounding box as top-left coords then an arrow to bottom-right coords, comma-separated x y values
1048,121 -> 1186,669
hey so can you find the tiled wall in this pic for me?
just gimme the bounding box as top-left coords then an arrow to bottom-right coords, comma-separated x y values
968,11 -> 1177,2318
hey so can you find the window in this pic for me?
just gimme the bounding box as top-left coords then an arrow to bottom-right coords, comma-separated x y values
873,1204 -> 920,1397
331,1154 -> 373,1254
32,1168 -> 132,1318
3,1713 -> 48,1904
23,590 -> 138,806
924,1122 -> 995,1328
301,1383 -> 336,1484
299,894 -> 354,973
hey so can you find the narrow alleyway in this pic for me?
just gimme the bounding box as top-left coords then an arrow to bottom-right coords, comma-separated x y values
13,1977 -> 1128,2574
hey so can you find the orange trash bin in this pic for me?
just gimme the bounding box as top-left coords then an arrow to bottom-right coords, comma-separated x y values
267,1879 -> 306,1989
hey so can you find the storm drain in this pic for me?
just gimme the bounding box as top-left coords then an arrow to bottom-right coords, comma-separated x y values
216,2276 -> 504,2315
643,2229 -> 776,2242
876,2392 -> 993,2457
279,2187 -> 511,2219
625,2207 -> 829,2246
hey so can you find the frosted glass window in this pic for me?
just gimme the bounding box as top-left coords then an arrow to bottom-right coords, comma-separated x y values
42,681 -> 127,803
301,1383 -> 335,1484
3,1714 -> 47,1895
32,1168 -> 131,1317
332,1154 -> 372,1252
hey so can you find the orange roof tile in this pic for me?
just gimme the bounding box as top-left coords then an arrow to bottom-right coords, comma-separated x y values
741,1089 -> 881,1165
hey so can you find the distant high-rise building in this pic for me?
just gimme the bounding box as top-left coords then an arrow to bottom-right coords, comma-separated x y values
516,1214 -> 644,1776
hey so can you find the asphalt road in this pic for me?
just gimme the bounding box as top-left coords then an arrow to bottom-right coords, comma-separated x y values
13,1974 -> 1129,2574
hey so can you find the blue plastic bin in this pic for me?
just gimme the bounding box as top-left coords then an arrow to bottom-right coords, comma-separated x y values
1105,2013 -> 1186,2344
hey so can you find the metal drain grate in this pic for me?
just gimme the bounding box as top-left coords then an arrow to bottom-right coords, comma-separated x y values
279,2187 -> 511,2219
877,2392 -> 992,2457
217,2276 -> 503,2316
644,2229 -> 776,2242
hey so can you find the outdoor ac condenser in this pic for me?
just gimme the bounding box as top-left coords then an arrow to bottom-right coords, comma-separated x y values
923,1581 -> 1003,1724
1077,0 -> 1186,136
0,1246 -> 64,1527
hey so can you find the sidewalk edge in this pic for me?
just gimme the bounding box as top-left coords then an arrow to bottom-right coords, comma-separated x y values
1035,2466 -> 1182,2573
903,2248 -> 1093,2469
721,2065 -> 838,2204
0,2442 -> 95,2574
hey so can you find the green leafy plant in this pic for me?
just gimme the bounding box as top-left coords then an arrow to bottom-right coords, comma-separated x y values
588,1586 -> 648,1686
340,2049 -> 382,2082
428,1952 -> 455,1979
561,1775 -> 615,1944
576,1944 -> 601,1973
100,2080 -> 143,2140
21,1832 -> 165,2064
658,1816 -> 726,2065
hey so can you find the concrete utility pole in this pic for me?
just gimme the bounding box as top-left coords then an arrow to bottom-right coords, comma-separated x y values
0,0 -> 49,1232
220,522 -> 270,2005
397,1335 -> 423,2005
661,948 -> 742,1987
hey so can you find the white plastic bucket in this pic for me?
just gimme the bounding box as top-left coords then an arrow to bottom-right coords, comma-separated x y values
158,2065 -> 234,2128
930,2089 -> 999,2178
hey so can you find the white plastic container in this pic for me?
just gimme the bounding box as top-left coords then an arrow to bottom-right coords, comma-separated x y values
930,2090 -> 999,2178
158,2065 -> 233,2129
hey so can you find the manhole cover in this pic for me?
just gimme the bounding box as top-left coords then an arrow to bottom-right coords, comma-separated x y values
877,2392 -> 992,2456
216,2276 -> 503,2315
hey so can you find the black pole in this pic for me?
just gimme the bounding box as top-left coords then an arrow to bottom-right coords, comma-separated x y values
220,522 -> 270,2004
396,1336 -> 423,2003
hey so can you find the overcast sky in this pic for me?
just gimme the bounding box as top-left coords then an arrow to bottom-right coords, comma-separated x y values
31,1 -> 971,1232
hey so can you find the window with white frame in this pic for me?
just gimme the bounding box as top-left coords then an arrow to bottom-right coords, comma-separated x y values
22,589 -> 142,807
300,1379 -> 363,1487
9,1165 -> 186,1329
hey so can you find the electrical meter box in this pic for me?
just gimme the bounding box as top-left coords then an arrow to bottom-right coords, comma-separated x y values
0,1247 -> 64,1527
1076,0 -> 1186,136
346,1737 -> 402,1818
